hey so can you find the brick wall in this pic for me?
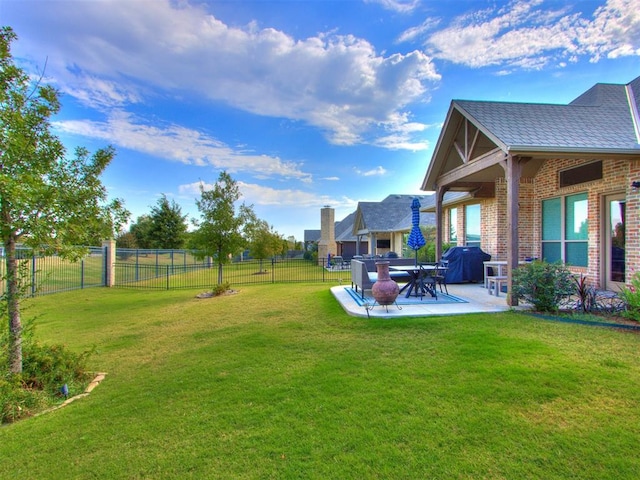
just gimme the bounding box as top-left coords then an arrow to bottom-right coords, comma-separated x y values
440,157 -> 637,288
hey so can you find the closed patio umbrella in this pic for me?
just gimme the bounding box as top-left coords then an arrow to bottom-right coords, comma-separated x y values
407,197 -> 426,266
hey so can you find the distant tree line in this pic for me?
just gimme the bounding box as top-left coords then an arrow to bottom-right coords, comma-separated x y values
116,172 -> 300,284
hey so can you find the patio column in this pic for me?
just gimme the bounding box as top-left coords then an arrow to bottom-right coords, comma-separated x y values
504,154 -> 522,307
435,185 -> 446,262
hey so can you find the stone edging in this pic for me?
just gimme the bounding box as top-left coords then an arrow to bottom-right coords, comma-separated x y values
35,372 -> 107,418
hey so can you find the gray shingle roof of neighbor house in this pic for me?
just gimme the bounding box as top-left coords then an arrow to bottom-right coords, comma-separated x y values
304,229 -> 320,243
354,194 -> 435,234
453,75 -> 640,154
335,211 -> 358,242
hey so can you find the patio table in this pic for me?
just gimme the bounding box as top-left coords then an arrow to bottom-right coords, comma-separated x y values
390,264 -> 442,299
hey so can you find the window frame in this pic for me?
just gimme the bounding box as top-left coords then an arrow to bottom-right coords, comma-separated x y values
449,207 -> 457,243
464,204 -> 481,247
541,192 -> 589,267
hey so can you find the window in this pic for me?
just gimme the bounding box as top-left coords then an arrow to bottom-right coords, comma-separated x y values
465,204 -> 481,247
541,193 -> 588,266
559,161 -> 602,188
449,208 -> 457,243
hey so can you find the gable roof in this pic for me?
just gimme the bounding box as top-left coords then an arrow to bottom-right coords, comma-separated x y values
335,211 -> 358,242
455,82 -> 638,153
352,194 -> 435,235
303,229 -> 320,243
422,75 -> 640,191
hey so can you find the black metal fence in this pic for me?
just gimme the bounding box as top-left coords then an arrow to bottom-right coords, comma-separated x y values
0,246 -> 106,297
114,257 -> 351,290
1,247 -> 352,296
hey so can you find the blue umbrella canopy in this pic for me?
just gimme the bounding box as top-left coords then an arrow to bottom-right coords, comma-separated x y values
407,197 -> 426,264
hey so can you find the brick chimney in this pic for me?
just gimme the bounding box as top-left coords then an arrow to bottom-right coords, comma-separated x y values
317,206 -> 337,266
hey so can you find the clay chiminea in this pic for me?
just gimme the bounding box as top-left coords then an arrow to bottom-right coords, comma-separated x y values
371,261 -> 399,305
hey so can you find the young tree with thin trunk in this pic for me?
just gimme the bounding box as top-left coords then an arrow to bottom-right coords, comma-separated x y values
244,213 -> 283,272
192,171 -> 253,285
0,27 -> 128,374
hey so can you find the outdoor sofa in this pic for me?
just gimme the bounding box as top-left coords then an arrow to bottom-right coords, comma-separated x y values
350,258 -> 415,299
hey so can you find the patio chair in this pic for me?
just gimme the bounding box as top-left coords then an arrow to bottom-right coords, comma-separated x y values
418,264 -> 437,300
434,260 -> 449,295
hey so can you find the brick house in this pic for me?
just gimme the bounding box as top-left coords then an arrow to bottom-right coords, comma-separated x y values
421,75 -> 640,305
351,194 -> 435,258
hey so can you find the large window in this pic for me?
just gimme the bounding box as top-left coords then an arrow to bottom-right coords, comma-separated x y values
465,204 -> 481,247
541,193 -> 588,266
450,208 -> 457,243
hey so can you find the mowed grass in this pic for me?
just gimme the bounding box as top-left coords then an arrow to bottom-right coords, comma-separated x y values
2,284 -> 640,479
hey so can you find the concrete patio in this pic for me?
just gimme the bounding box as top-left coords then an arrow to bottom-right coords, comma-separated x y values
332,282 -> 528,318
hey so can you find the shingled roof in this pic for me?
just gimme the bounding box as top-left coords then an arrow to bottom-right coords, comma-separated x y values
353,194 -> 435,235
422,75 -> 640,192
335,211 -> 357,242
453,76 -> 640,154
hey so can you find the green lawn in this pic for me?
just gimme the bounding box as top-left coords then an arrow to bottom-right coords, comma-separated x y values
1,284 -> 639,479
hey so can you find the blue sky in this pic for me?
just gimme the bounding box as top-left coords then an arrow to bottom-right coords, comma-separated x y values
2,0 -> 638,242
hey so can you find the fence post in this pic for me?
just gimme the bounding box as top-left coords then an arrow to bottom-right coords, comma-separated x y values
31,254 -> 37,297
102,239 -> 116,287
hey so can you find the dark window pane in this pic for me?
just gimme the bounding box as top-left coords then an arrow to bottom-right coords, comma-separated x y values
560,161 -> 602,187
542,242 -> 561,263
565,242 -> 588,267
542,198 -> 561,241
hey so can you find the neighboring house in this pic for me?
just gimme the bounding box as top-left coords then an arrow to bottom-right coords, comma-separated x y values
303,230 -> 320,251
352,194 -> 435,257
334,211 -> 368,258
421,75 -> 640,305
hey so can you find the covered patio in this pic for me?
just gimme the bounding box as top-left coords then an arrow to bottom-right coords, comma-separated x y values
332,282 -> 526,318
421,75 -> 640,305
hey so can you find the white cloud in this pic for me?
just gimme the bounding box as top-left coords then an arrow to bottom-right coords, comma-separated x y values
52,112 -> 313,182
365,0 -> 421,14
10,0 -> 440,150
179,180 -> 358,210
575,0 -> 640,60
397,18 -> 441,43
420,0 -> 640,69
355,166 -> 388,177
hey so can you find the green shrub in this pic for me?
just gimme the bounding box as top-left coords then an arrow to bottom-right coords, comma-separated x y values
211,282 -> 232,296
511,261 -> 575,313
0,376 -> 50,423
1,323 -> 93,423
618,272 -> 640,322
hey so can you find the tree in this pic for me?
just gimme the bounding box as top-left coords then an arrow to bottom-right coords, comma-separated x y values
244,213 -> 282,272
191,171 -> 253,284
147,194 -> 188,249
115,231 -> 138,249
129,214 -> 153,249
0,27 -> 128,374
